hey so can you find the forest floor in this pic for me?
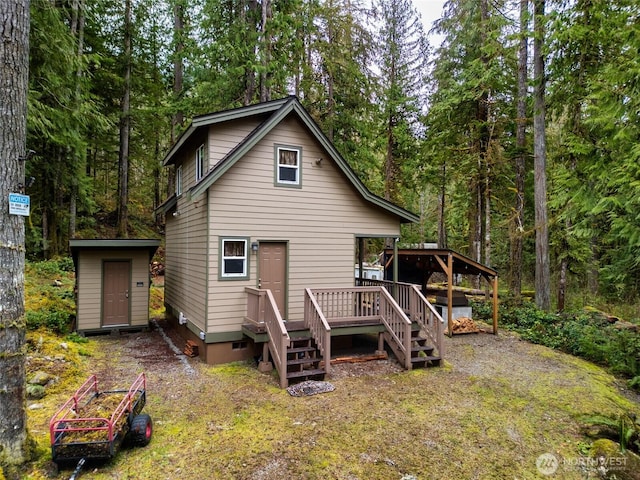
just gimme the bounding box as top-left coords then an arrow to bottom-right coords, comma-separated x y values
23,319 -> 640,480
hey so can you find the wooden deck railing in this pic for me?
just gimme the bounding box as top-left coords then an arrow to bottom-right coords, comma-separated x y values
262,290 -> 290,388
309,286 -> 412,369
244,287 -> 266,325
304,289 -> 331,375
246,284 -> 441,385
358,278 -> 445,358
377,287 -> 412,369
309,287 -> 382,323
407,285 -> 445,358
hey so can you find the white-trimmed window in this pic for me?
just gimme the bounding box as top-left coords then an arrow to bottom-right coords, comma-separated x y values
220,238 -> 248,279
175,165 -> 183,196
275,145 -> 301,186
195,144 -> 205,181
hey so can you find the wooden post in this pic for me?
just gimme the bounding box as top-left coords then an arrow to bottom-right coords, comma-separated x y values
392,237 -> 399,299
376,332 -> 385,355
447,252 -> 453,336
492,276 -> 499,334
433,253 -> 453,336
258,342 -> 273,372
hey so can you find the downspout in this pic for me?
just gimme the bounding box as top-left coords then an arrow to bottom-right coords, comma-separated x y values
357,237 -> 364,286
393,237 -> 399,299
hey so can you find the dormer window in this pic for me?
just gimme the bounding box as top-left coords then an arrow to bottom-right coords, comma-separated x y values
195,144 -> 205,182
275,145 -> 301,187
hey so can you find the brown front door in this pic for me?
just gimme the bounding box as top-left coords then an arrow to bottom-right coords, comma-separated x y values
259,242 -> 287,318
102,261 -> 131,326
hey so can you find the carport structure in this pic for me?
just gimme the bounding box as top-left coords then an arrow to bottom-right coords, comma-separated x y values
381,247 -> 498,335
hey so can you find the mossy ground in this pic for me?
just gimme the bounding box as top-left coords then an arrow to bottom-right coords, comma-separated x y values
19,322 -> 640,480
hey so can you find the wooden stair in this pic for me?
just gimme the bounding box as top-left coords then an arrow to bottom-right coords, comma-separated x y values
286,337 -> 325,382
383,328 -> 441,369
409,331 -> 441,368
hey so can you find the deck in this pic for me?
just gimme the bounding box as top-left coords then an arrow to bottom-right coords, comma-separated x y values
243,283 -> 445,388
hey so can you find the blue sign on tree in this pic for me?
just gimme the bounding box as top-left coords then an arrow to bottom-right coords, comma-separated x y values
8,193 -> 30,216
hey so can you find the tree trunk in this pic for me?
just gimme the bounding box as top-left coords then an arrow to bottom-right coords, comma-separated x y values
117,0 -> 132,238
0,0 -> 30,470
69,0 -> 85,241
510,0 -> 528,301
484,161 -> 491,268
384,116 -> 396,203
533,0 -> 551,311
244,0 -> 258,105
172,0 -> 184,136
472,0 -> 490,289
472,176 -> 482,289
259,0 -> 272,102
558,243 -> 567,312
437,161 -> 447,248
169,0 -> 185,199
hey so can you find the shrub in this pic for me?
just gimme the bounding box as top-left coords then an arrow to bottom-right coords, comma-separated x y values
25,309 -> 73,334
28,257 -> 74,277
25,259 -> 75,334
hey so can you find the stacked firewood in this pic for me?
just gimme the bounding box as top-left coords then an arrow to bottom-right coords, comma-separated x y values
183,340 -> 199,358
452,317 -> 480,334
150,261 -> 165,277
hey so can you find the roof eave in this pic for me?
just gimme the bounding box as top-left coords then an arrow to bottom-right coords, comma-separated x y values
162,97 -> 292,167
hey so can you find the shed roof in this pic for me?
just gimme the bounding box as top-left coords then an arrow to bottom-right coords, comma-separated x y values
383,248 -> 498,282
160,96 -> 418,224
69,239 -> 161,259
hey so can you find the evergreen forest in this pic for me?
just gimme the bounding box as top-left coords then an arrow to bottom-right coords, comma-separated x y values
25,0 -> 640,311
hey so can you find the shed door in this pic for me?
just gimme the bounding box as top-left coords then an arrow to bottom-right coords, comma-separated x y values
103,261 -> 131,326
259,242 -> 287,318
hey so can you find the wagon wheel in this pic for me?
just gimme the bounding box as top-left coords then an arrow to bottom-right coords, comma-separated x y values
129,413 -> 153,447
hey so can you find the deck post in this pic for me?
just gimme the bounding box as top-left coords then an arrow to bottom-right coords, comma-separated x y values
258,342 -> 273,372
446,252 -> 453,336
377,332 -> 385,354
393,237 -> 399,299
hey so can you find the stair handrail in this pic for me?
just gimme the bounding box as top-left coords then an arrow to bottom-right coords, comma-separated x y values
304,288 -> 332,375
263,289 -> 291,388
378,287 -> 412,369
409,284 -> 445,358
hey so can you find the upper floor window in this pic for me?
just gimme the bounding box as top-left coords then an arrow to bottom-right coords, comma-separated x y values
220,238 -> 249,279
175,165 -> 183,196
195,144 -> 206,182
275,145 -> 301,187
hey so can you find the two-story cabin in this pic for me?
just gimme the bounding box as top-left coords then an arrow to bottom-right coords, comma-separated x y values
158,97 -> 444,387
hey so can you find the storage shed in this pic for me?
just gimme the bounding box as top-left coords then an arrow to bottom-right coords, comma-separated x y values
70,239 -> 161,333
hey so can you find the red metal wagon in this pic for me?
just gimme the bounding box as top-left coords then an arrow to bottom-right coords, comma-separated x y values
49,373 -> 152,473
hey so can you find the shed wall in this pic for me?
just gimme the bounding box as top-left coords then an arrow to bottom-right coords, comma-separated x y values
76,249 -> 152,331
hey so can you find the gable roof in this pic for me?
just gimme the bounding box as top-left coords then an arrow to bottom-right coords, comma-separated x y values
162,96 -> 418,223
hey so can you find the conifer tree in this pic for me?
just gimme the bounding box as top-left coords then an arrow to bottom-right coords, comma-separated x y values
0,0 -> 29,472
374,0 -> 429,206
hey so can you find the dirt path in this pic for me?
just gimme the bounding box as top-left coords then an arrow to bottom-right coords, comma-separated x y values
87,319 -> 639,406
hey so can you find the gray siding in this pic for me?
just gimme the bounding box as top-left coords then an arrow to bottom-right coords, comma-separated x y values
204,116 -> 400,333
164,174 -> 209,333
